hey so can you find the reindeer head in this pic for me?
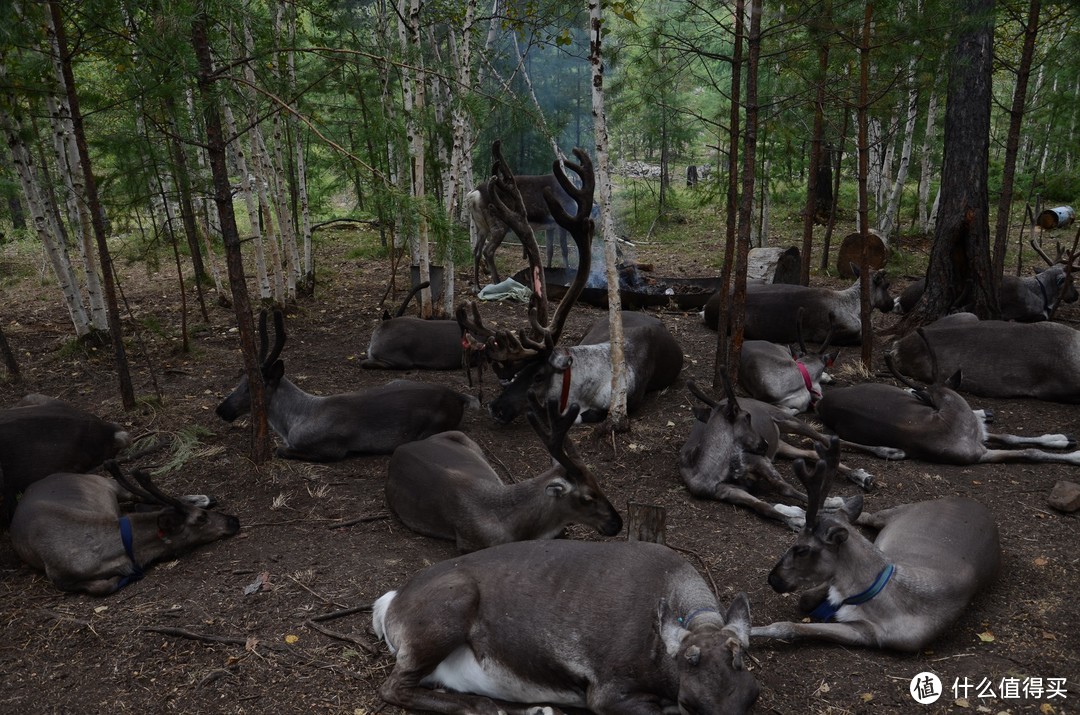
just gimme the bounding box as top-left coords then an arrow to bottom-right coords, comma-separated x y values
679,376 -> 769,495
656,593 -> 760,714
1031,237 -> 1080,310
460,142 -> 596,424
766,437 -> 863,594
216,309 -> 287,422
526,394 -> 622,537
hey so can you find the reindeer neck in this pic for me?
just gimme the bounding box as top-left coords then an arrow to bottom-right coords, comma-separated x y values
267,377 -> 321,427
828,529 -> 891,603
122,511 -> 177,567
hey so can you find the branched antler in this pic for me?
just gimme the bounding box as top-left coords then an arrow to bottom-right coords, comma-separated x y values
793,436 -> 840,532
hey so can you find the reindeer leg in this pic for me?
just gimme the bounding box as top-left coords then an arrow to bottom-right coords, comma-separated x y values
714,483 -> 806,531
983,432 -> 1076,450
978,447 -> 1080,465
751,620 -> 878,648
774,416 -> 904,463
773,440 -> 875,491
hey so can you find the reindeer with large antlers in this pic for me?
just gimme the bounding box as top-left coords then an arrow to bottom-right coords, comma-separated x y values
217,310 -> 476,459
386,395 -> 622,552
752,438 -> 1000,652
460,143 -> 683,424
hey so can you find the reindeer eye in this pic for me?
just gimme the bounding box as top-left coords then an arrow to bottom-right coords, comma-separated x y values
793,545 -> 811,557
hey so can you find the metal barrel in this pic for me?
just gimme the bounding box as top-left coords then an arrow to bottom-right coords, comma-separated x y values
1037,205 -> 1075,230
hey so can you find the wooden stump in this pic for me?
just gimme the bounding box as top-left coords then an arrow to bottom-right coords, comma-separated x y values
836,230 -> 888,277
626,502 -> 666,545
747,246 -> 801,285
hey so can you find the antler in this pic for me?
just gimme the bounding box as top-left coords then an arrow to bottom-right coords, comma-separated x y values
525,393 -> 591,484
105,460 -> 158,504
1030,238 -> 1057,267
530,148 -> 596,350
793,436 -> 840,531
131,469 -> 191,511
257,309 -> 287,371
686,379 -> 720,409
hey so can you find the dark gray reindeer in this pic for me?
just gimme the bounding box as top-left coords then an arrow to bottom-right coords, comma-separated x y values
386,396 -> 622,552
703,264 -> 894,345
0,394 -> 131,526
217,310 -> 475,459
739,310 -> 838,413
460,145 -> 683,425
752,438 -> 1001,652
362,281 -> 463,370
10,461 -> 239,595
896,238 -> 1079,320
466,148 -> 579,287
373,539 -> 759,715
679,377 -> 873,532
890,312 -> 1080,403
816,346 -> 1080,465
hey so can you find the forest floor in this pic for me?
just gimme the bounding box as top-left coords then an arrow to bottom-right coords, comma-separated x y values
0,226 -> 1077,714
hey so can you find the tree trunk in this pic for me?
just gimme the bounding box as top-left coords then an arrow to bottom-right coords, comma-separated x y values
712,0 -> 743,390
917,90 -> 939,233
800,13 -> 830,285
589,0 -> 629,432
906,0 -> 998,325
191,8 -> 272,464
222,97 -> 272,300
992,0 -> 1041,278
284,1 -> 313,295
877,57 -> 919,242
164,98 -> 211,321
857,3 -> 873,368
0,320 -> 19,378
49,1 -> 135,409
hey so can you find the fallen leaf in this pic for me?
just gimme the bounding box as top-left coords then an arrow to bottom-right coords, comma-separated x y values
861,693 -> 874,702
1042,631 -> 1057,640
243,572 -> 271,596
284,634 -> 299,645
666,420 -> 675,427
1040,704 -> 1056,714
977,631 -> 995,643
1033,556 -> 1049,567
955,698 -> 971,708
94,606 -> 108,614
245,636 -> 259,652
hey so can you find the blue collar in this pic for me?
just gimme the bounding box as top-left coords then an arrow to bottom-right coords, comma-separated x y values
116,516 -> 145,590
809,563 -> 895,622
678,608 -> 719,629
1037,275 -> 1054,318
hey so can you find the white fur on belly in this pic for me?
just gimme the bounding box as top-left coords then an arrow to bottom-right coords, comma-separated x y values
424,645 -> 584,708
371,591 -> 398,653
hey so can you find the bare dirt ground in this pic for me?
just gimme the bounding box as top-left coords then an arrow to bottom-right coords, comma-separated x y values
0,229 -> 1077,714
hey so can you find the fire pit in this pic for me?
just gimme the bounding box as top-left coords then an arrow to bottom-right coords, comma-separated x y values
512,267 -> 722,311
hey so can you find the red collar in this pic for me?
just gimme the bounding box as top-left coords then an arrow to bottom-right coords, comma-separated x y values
560,364 -> 572,413
795,360 -> 821,402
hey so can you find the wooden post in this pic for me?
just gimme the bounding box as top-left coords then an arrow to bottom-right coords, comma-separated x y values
626,502 -> 666,545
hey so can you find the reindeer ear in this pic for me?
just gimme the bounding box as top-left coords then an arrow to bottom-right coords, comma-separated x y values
545,477 -> 570,498
841,494 -> 864,521
656,598 -> 688,657
823,524 -> 849,545
722,593 -> 751,670
824,350 -> 840,367
265,360 -> 285,384
849,262 -> 860,278
945,369 -> 963,390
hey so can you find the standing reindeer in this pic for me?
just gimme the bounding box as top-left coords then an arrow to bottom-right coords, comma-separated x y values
460,144 -> 683,424
373,539 -> 759,714
386,397 -> 622,551
466,149 -> 579,287
815,347 -> 1080,465
217,310 -> 475,459
752,438 -> 1001,652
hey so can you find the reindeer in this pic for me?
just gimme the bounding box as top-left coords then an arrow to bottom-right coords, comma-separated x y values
889,312 -> 1080,403
372,539 -> 759,715
679,377 -> 875,532
752,438 -> 1001,652
386,397 -> 622,552
703,265 -> 894,345
460,144 -> 683,425
815,346 -> 1080,465
466,157 -> 578,287
896,238 -> 1079,320
362,281 -> 463,370
217,310 -> 476,460
0,395 -> 131,526
9,462 -> 239,595
739,310 -> 838,413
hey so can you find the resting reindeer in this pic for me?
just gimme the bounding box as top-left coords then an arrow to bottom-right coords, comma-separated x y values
362,281 -> 464,370
373,539 -> 759,714
896,238 -> 1078,320
816,347 -> 1080,465
10,462 -> 239,595
739,310 -> 838,413
889,312 -> 1080,403
703,264 -> 894,345
460,144 -> 682,425
466,146 -> 578,287
679,378 -> 873,532
386,397 -> 621,551
217,310 -> 475,459
0,394 -> 131,526
752,438 -> 1001,652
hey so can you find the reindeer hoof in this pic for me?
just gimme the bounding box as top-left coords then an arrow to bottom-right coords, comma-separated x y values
848,469 -> 875,491
774,504 -> 806,531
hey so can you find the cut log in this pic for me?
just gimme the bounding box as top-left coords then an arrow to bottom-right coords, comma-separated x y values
837,229 -> 888,277
626,502 -> 666,545
747,246 -> 800,284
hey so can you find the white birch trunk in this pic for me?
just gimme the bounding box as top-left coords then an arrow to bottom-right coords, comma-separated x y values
589,0 -> 628,425
1037,74 -> 1058,176
867,113 -> 883,215
222,96 -> 271,299
270,4 -> 299,300
917,90 -> 938,232
285,2 -> 312,289
878,59 -> 919,241
3,107 -> 91,335
927,183 -> 942,234
757,159 -> 770,248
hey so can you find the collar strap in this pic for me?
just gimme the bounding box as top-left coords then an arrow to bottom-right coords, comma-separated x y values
795,360 -> 821,402
677,607 -> 720,629
810,563 -> 895,622
559,364 -> 573,413
116,516 -> 145,590
1037,275 -> 1053,317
